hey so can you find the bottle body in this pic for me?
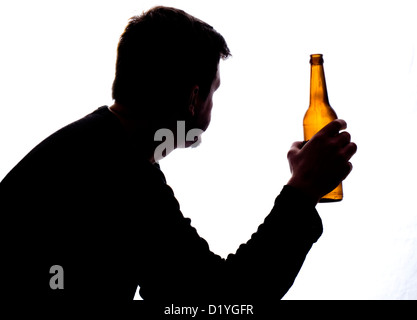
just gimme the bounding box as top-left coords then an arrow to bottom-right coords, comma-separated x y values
303,54 -> 343,202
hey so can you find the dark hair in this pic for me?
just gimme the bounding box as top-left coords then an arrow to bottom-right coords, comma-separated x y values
112,6 -> 230,120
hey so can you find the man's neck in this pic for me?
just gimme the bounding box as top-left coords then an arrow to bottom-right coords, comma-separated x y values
108,102 -> 135,132
108,102 -> 176,164
109,103 -> 156,163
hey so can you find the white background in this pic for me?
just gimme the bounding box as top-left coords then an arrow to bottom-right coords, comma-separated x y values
1,0 -> 416,299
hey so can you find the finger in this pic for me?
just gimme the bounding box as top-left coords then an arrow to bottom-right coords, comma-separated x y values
341,161 -> 353,180
318,119 -> 347,137
336,131 -> 351,146
341,142 -> 358,160
347,161 -> 353,173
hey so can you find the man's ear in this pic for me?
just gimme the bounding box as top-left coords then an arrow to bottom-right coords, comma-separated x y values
188,85 -> 199,117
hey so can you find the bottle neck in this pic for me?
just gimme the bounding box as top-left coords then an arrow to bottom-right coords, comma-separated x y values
309,58 -> 330,106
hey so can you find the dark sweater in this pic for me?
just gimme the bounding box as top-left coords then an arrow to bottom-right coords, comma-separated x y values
0,106 -> 322,302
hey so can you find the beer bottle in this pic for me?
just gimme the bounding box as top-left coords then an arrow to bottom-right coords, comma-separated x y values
303,54 -> 343,202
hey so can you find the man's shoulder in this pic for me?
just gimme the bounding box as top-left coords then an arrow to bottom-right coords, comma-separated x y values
0,105 -> 172,197
45,106 -> 120,146
0,107 -> 120,186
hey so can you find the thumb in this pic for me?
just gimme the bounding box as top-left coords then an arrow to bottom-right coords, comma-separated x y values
287,141 -> 304,161
318,119 -> 347,137
290,141 -> 305,150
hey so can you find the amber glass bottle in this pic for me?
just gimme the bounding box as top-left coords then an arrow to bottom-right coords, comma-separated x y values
303,54 -> 343,202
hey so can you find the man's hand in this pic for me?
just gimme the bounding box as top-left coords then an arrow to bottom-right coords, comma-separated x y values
287,119 -> 357,205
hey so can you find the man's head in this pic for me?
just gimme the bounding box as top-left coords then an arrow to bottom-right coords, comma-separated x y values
112,6 -> 230,128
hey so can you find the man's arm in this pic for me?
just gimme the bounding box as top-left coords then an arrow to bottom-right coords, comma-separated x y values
222,184 -> 323,301
218,120 -> 356,301
136,183 -> 321,302
138,120 -> 356,302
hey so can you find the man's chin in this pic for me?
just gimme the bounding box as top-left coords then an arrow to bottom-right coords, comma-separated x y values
186,135 -> 202,148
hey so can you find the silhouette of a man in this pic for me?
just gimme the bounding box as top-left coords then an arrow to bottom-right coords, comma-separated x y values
0,6 -> 356,303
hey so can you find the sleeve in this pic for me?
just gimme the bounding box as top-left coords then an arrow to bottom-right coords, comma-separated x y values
138,183 -> 322,303
222,185 -> 323,301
